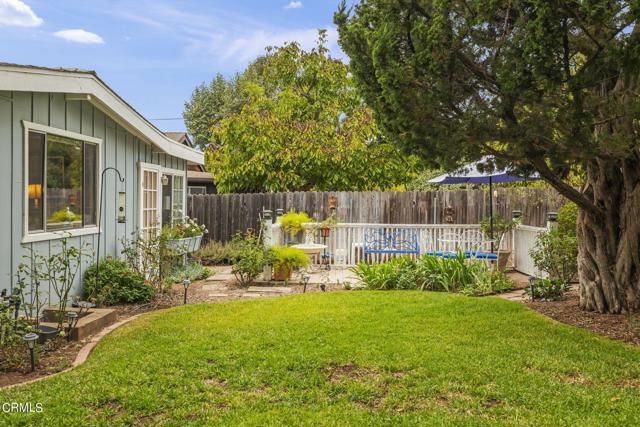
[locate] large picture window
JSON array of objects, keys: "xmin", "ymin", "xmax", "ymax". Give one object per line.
[{"xmin": 26, "ymin": 128, "xmax": 99, "ymax": 235}]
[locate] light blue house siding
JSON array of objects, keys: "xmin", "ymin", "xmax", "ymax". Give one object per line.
[{"xmin": 0, "ymin": 90, "xmax": 186, "ymax": 300}]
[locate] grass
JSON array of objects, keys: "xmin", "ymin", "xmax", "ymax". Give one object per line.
[{"xmin": 1, "ymin": 292, "xmax": 639, "ymax": 426}]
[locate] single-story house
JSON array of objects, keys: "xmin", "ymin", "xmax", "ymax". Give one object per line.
[
  {"xmin": 165, "ymin": 132, "xmax": 216, "ymax": 195},
  {"xmin": 0, "ymin": 63, "xmax": 204, "ymax": 299}
]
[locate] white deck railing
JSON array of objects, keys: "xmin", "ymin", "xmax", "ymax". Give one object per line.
[
  {"xmin": 270, "ymin": 221, "xmax": 547, "ymax": 275},
  {"xmin": 512, "ymin": 225, "xmax": 547, "ymax": 277}
]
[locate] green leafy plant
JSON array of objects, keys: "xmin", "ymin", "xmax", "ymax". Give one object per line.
[
  {"xmin": 461, "ymin": 270, "xmax": 514, "ymax": 296},
  {"xmin": 557, "ymin": 202, "xmax": 578, "ymax": 237},
  {"xmin": 120, "ymin": 231, "xmax": 177, "ymax": 294},
  {"xmin": 352, "ymin": 253, "xmax": 512, "ymax": 295},
  {"xmin": 231, "ymin": 232, "xmax": 270, "ymax": 286},
  {"xmin": 194, "ymin": 240, "xmax": 242, "ymax": 265},
  {"xmin": 165, "ymin": 214, "xmax": 207, "ymax": 239},
  {"xmin": 279, "ymin": 211, "xmax": 313, "ymax": 237},
  {"xmin": 84, "ymin": 257, "xmax": 154, "ymax": 306},
  {"xmin": 167, "ymin": 262, "xmax": 211, "ymax": 283},
  {"xmin": 351, "ymin": 257, "xmax": 418, "ymax": 290},
  {"xmin": 529, "ymin": 203, "xmax": 579, "ymax": 285},
  {"xmin": 269, "ymin": 246, "xmax": 309, "ymax": 277},
  {"xmin": 16, "ymin": 252, "xmax": 47, "ymax": 330},
  {"xmin": 524, "ymin": 278, "xmax": 570, "ymax": 301},
  {"xmin": 40, "ymin": 238, "xmax": 90, "ymax": 331},
  {"xmin": 47, "ymin": 207, "xmax": 81, "ymax": 223},
  {"xmin": 480, "ymin": 215, "xmax": 520, "ymax": 246}
]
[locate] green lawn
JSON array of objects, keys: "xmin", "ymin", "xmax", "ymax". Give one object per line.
[{"xmin": 2, "ymin": 292, "xmax": 639, "ymax": 426}]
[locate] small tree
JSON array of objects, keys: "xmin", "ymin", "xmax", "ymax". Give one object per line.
[{"xmin": 207, "ymin": 31, "xmax": 415, "ymax": 193}]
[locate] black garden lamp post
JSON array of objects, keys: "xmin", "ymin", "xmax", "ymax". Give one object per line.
[
  {"xmin": 275, "ymin": 208, "xmax": 284, "ymax": 218},
  {"xmin": 65, "ymin": 311, "xmax": 79, "ymax": 341},
  {"xmin": 528, "ymin": 276, "xmax": 537, "ymax": 301},
  {"xmin": 182, "ymin": 279, "xmax": 191, "ymax": 305},
  {"xmin": 23, "ymin": 332, "xmax": 38, "ymax": 372},
  {"xmin": 429, "ymin": 273, "xmax": 438, "ymax": 291},
  {"xmin": 512, "ymin": 210, "xmax": 522, "ymax": 220},
  {"xmin": 302, "ymin": 274, "xmax": 310, "ymax": 293}
]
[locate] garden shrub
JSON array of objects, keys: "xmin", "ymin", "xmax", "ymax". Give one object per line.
[
  {"xmin": 279, "ymin": 211, "xmax": 313, "ymax": 238},
  {"xmin": 352, "ymin": 253, "xmax": 513, "ymax": 294},
  {"xmin": 529, "ymin": 202, "xmax": 578, "ymax": 285},
  {"xmin": 269, "ymin": 246, "xmax": 309, "ymax": 272},
  {"xmin": 194, "ymin": 240, "xmax": 241, "ymax": 265},
  {"xmin": 0, "ymin": 297, "xmax": 30, "ymax": 371},
  {"xmin": 84, "ymin": 257, "xmax": 154, "ymax": 305},
  {"xmin": 168, "ymin": 262, "xmax": 211, "ymax": 283},
  {"xmin": 230, "ymin": 232, "xmax": 270, "ymax": 286},
  {"xmin": 524, "ymin": 278, "xmax": 570, "ymax": 301},
  {"xmin": 461, "ymin": 270, "xmax": 513, "ymax": 296}
]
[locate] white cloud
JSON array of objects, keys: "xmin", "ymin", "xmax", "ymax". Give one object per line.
[
  {"xmin": 112, "ymin": 1, "xmax": 344, "ymax": 70},
  {"xmin": 54, "ymin": 29, "xmax": 105, "ymax": 44},
  {"xmin": 218, "ymin": 27, "xmax": 338, "ymax": 63},
  {"xmin": 0, "ymin": 0, "xmax": 42, "ymax": 27},
  {"xmin": 284, "ymin": 1, "xmax": 302, "ymax": 9}
]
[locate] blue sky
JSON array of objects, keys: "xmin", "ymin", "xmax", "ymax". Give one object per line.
[{"xmin": 0, "ymin": 0, "xmax": 351, "ymax": 132}]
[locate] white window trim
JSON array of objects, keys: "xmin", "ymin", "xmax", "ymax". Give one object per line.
[
  {"xmin": 138, "ymin": 162, "xmax": 187, "ymax": 231},
  {"xmin": 22, "ymin": 121, "xmax": 103, "ymax": 244}
]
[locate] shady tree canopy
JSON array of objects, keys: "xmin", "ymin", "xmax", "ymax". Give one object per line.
[
  {"xmin": 335, "ymin": 1, "xmax": 640, "ymax": 313},
  {"xmin": 207, "ymin": 31, "xmax": 413, "ymax": 193}
]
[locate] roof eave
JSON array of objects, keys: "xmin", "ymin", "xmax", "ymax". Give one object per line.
[{"xmin": 0, "ymin": 64, "xmax": 204, "ymax": 165}]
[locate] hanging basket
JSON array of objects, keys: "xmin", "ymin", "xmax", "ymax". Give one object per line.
[{"xmin": 166, "ymin": 236, "xmax": 203, "ymax": 254}]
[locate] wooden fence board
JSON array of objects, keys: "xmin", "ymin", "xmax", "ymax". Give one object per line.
[{"xmin": 190, "ymin": 188, "xmax": 566, "ymax": 243}]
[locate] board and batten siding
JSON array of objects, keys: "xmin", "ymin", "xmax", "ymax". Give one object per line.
[{"xmin": 0, "ymin": 91, "xmax": 186, "ymax": 301}]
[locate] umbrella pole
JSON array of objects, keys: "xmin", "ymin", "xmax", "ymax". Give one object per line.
[{"xmin": 490, "ymin": 177, "xmax": 494, "ymax": 253}]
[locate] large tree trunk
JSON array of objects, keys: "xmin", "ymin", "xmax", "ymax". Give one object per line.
[{"xmin": 576, "ymin": 157, "xmax": 640, "ymax": 314}]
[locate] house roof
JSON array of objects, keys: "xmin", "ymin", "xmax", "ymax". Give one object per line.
[
  {"xmin": 0, "ymin": 63, "xmax": 204, "ymax": 165},
  {"xmin": 165, "ymin": 132, "xmax": 193, "ymax": 147}
]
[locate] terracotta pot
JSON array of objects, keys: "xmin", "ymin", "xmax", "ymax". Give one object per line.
[
  {"xmin": 273, "ymin": 266, "xmax": 292, "ymax": 281},
  {"xmin": 320, "ymin": 226, "xmax": 331, "ymax": 238},
  {"xmin": 497, "ymin": 250, "xmax": 511, "ymax": 271}
]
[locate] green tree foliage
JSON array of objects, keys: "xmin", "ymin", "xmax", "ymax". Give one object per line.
[
  {"xmin": 335, "ymin": 1, "xmax": 640, "ymax": 313},
  {"xmin": 207, "ymin": 31, "xmax": 414, "ymax": 193},
  {"xmin": 183, "ymin": 74, "xmax": 243, "ymax": 150}
]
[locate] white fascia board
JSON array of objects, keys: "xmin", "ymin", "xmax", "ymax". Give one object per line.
[{"xmin": 0, "ymin": 65, "xmax": 204, "ymax": 165}]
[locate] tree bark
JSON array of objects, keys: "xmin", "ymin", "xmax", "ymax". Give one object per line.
[{"xmin": 576, "ymin": 156, "xmax": 640, "ymax": 314}]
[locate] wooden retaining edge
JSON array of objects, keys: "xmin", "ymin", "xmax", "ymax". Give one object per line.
[{"xmin": 1, "ymin": 314, "xmax": 141, "ymax": 390}]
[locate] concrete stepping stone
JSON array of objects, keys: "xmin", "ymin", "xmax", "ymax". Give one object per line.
[
  {"xmin": 246, "ymin": 286, "xmax": 292, "ymax": 294},
  {"xmin": 202, "ymin": 284, "xmax": 229, "ymax": 291},
  {"xmin": 241, "ymin": 293, "xmax": 279, "ymax": 298},
  {"xmin": 208, "ymin": 293, "xmax": 229, "ymax": 298}
]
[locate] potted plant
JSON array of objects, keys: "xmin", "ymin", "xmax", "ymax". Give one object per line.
[
  {"xmin": 269, "ymin": 246, "xmax": 309, "ymax": 282},
  {"xmin": 480, "ymin": 215, "xmax": 520, "ymax": 270},
  {"xmin": 317, "ymin": 212, "xmax": 337, "ymax": 239},
  {"xmin": 165, "ymin": 214, "xmax": 208, "ymax": 254},
  {"xmin": 278, "ymin": 211, "xmax": 312, "ymax": 244}
]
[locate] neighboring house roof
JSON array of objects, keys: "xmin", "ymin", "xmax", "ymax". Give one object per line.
[
  {"xmin": 187, "ymin": 170, "xmax": 215, "ymax": 183},
  {"xmin": 165, "ymin": 131, "xmax": 206, "ymax": 173},
  {"xmin": 0, "ymin": 63, "xmax": 204, "ymax": 165},
  {"xmin": 164, "ymin": 131, "xmax": 194, "ymax": 148}
]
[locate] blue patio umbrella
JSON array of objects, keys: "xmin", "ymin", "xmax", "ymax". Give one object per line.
[{"xmin": 429, "ymin": 157, "xmax": 540, "ymax": 251}]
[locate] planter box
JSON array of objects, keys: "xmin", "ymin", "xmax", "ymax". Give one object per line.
[
  {"xmin": 42, "ymin": 306, "xmax": 117, "ymax": 341},
  {"xmin": 166, "ymin": 235, "xmax": 203, "ymax": 254}
]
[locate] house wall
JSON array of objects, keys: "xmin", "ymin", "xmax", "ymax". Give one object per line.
[{"xmin": 0, "ymin": 91, "xmax": 186, "ymax": 301}]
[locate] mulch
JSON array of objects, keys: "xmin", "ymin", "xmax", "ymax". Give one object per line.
[{"xmin": 527, "ymin": 289, "xmax": 640, "ymax": 347}]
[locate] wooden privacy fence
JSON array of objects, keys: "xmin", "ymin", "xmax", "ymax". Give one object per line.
[{"xmin": 188, "ymin": 188, "xmax": 565, "ymax": 243}]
